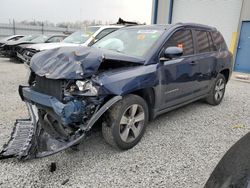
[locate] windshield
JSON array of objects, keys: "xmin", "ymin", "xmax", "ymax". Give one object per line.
[
  {"xmin": 92, "ymin": 28, "xmax": 164, "ymax": 57},
  {"xmin": 31, "ymin": 35, "xmax": 49, "ymax": 43},
  {"xmin": 63, "ymin": 27, "xmax": 100, "ymax": 44},
  {"xmin": 19, "ymin": 35, "xmax": 40, "ymax": 42}
]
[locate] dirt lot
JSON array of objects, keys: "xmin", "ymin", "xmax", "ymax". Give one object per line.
[{"xmin": 0, "ymin": 57, "xmax": 249, "ymax": 188}]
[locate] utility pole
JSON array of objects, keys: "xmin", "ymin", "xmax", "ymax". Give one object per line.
[
  {"xmin": 13, "ymin": 19, "xmax": 16, "ymax": 35},
  {"xmin": 41, "ymin": 22, "xmax": 44, "ymax": 34}
]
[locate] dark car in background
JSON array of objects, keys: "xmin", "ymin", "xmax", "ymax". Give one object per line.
[
  {"xmin": 0, "ymin": 23, "xmax": 233, "ymax": 160},
  {"xmin": 0, "ymin": 34, "xmax": 66, "ymax": 59}
]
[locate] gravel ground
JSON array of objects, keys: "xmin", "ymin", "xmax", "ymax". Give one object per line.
[{"xmin": 0, "ymin": 57, "xmax": 249, "ymax": 188}]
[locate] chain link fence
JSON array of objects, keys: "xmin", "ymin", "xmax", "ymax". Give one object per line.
[{"xmin": 0, "ymin": 22, "xmax": 77, "ymax": 39}]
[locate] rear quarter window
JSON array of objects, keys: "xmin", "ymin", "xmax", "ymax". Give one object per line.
[{"xmin": 212, "ymin": 31, "xmax": 227, "ymax": 51}]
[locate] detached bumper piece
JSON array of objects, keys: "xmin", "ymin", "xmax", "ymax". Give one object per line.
[{"xmin": 0, "ymin": 119, "xmax": 35, "ymax": 159}]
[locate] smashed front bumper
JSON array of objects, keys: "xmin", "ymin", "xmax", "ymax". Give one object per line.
[{"xmin": 0, "ymin": 86, "xmax": 122, "ymax": 160}]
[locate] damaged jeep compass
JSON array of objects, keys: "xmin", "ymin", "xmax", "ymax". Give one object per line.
[{"xmin": 0, "ymin": 23, "xmax": 232, "ymax": 160}]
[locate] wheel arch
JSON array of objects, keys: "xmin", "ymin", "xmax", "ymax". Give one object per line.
[
  {"xmin": 130, "ymin": 87, "xmax": 156, "ymax": 121},
  {"xmin": 220, "ymin": 69, "xmax": 230, "ymax": 83}
]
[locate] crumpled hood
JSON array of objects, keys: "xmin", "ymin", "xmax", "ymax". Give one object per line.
[
  {"xmin": 27, "ymin": 42, "xmax": 80, "ymax": 51},
  {"xmin": 30, "ymin": 46, "xmax": 145, "ymax": 79}
]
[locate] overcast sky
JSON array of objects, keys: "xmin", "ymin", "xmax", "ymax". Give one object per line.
[{"xmin": 0, "ymin": 0, "xmax": 153, "ymax": 24}]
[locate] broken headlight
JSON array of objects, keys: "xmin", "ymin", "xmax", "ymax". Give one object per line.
[{"xmin": 75, "ymin": 80, "xmax": 98, "ymax": 96}]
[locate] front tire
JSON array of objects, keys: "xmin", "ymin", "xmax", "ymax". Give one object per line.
[
  {"xmin": 206, "ymin": 73, "xmax": 226, "ymax": 105},
  {"xmin": 102, "ymin": 94, "xmax": 148, "ymax": 150}
]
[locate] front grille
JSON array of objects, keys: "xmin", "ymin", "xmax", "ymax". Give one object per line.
[
  {"xmin": 26, "ymin": 49, "xmax": 37, "ymax": 58},
  {"xmin": 15, "ymin": 46, "xmax": 21, "ymax": 52},
  {"xmin": 3, "ymin": 45, "xmax": 10, "ymax": 51},
  {"xmin": 17, "ymin": 47, "xmax": 25, "ymax": 54},
  {"xmin": 32, "ymin": 76, "xmax": 64, "ymax": 101},
  {"xmin": 23, "ymin": 49, "xmax": 38, "ymax": 64}
]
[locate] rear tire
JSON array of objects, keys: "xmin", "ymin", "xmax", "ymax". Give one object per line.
[
  {"xmin": 206, "ymin": 73, "xmax": 226, "ymax": 105},
  {"xmin": 102, "ymin": 94, "xmax": 148, "ymax": 150}
]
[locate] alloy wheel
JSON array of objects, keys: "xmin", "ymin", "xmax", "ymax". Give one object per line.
[
  {"xmin": 119, "ymin": 104, "xmax": 145, "ymax": 143},
  {"xmin": 214, "ymin": 78, "xmax": 225, "ymax": 101}
]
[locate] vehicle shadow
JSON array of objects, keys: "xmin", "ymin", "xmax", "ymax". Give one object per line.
[{"xmin": 0, "ymin": 57, "xmax": 22, "ymax": 64}]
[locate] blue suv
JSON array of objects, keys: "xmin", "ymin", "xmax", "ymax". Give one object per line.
[{"xmin": 0, "ymin": 23, "xmax": 232, "ymax": 160}]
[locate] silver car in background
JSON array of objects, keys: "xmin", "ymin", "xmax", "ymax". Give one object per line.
[{"xmin": 22, "ymin": 25, "xmax": 123, "ymax": 65}]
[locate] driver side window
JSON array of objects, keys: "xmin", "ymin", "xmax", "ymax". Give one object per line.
[{"xmin": 164, "ymin": 29, "xmax": 194, "ymax": 56}]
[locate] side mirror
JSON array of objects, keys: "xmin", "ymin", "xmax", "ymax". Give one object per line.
[{"xmin": 163, "ymin": 46, "xmax": 183, "ymax": 59}]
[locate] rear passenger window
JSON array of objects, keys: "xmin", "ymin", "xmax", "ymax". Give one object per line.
[
  {"xmin": 212, "ymin": 31, "xmax": 227, "ymax": 51},
  {"xmin": 196, "ymin": 30, "xmax": 210, "ymax": 53},
  {"xmin": 165, "ymin": 29, "xmax": 194, "ymax": 56}
]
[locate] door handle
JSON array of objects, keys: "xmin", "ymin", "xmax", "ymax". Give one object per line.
[{"xmin": 189, "ymin": 61, "xmax": 197, "ymax": 65}]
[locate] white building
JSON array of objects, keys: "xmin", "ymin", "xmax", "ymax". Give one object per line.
[{"xmin": 151, "ymin": 0, "xmax": 250, "ymax": 73}]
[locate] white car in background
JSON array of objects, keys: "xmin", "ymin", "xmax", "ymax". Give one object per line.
[
  {"xmin": 0, "ymin": 35, "xmax": 24, "ymax": 46},
  {"xmin": 22, "ymin": 25, "xmax": 123, "ymax": 65},
  {"xmin": 0, "ymin": 35, "xmax": 24, "ymax": 55}
]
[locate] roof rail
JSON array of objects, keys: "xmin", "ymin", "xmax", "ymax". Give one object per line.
[{"xmin": 175, "ymin": 22, "xmax": 216, "ymax": 30}]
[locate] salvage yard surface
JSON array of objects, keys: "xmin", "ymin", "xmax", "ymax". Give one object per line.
[{"xmin": 0, "ymin": 57, "xmax": 249, "ymax": 188}]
